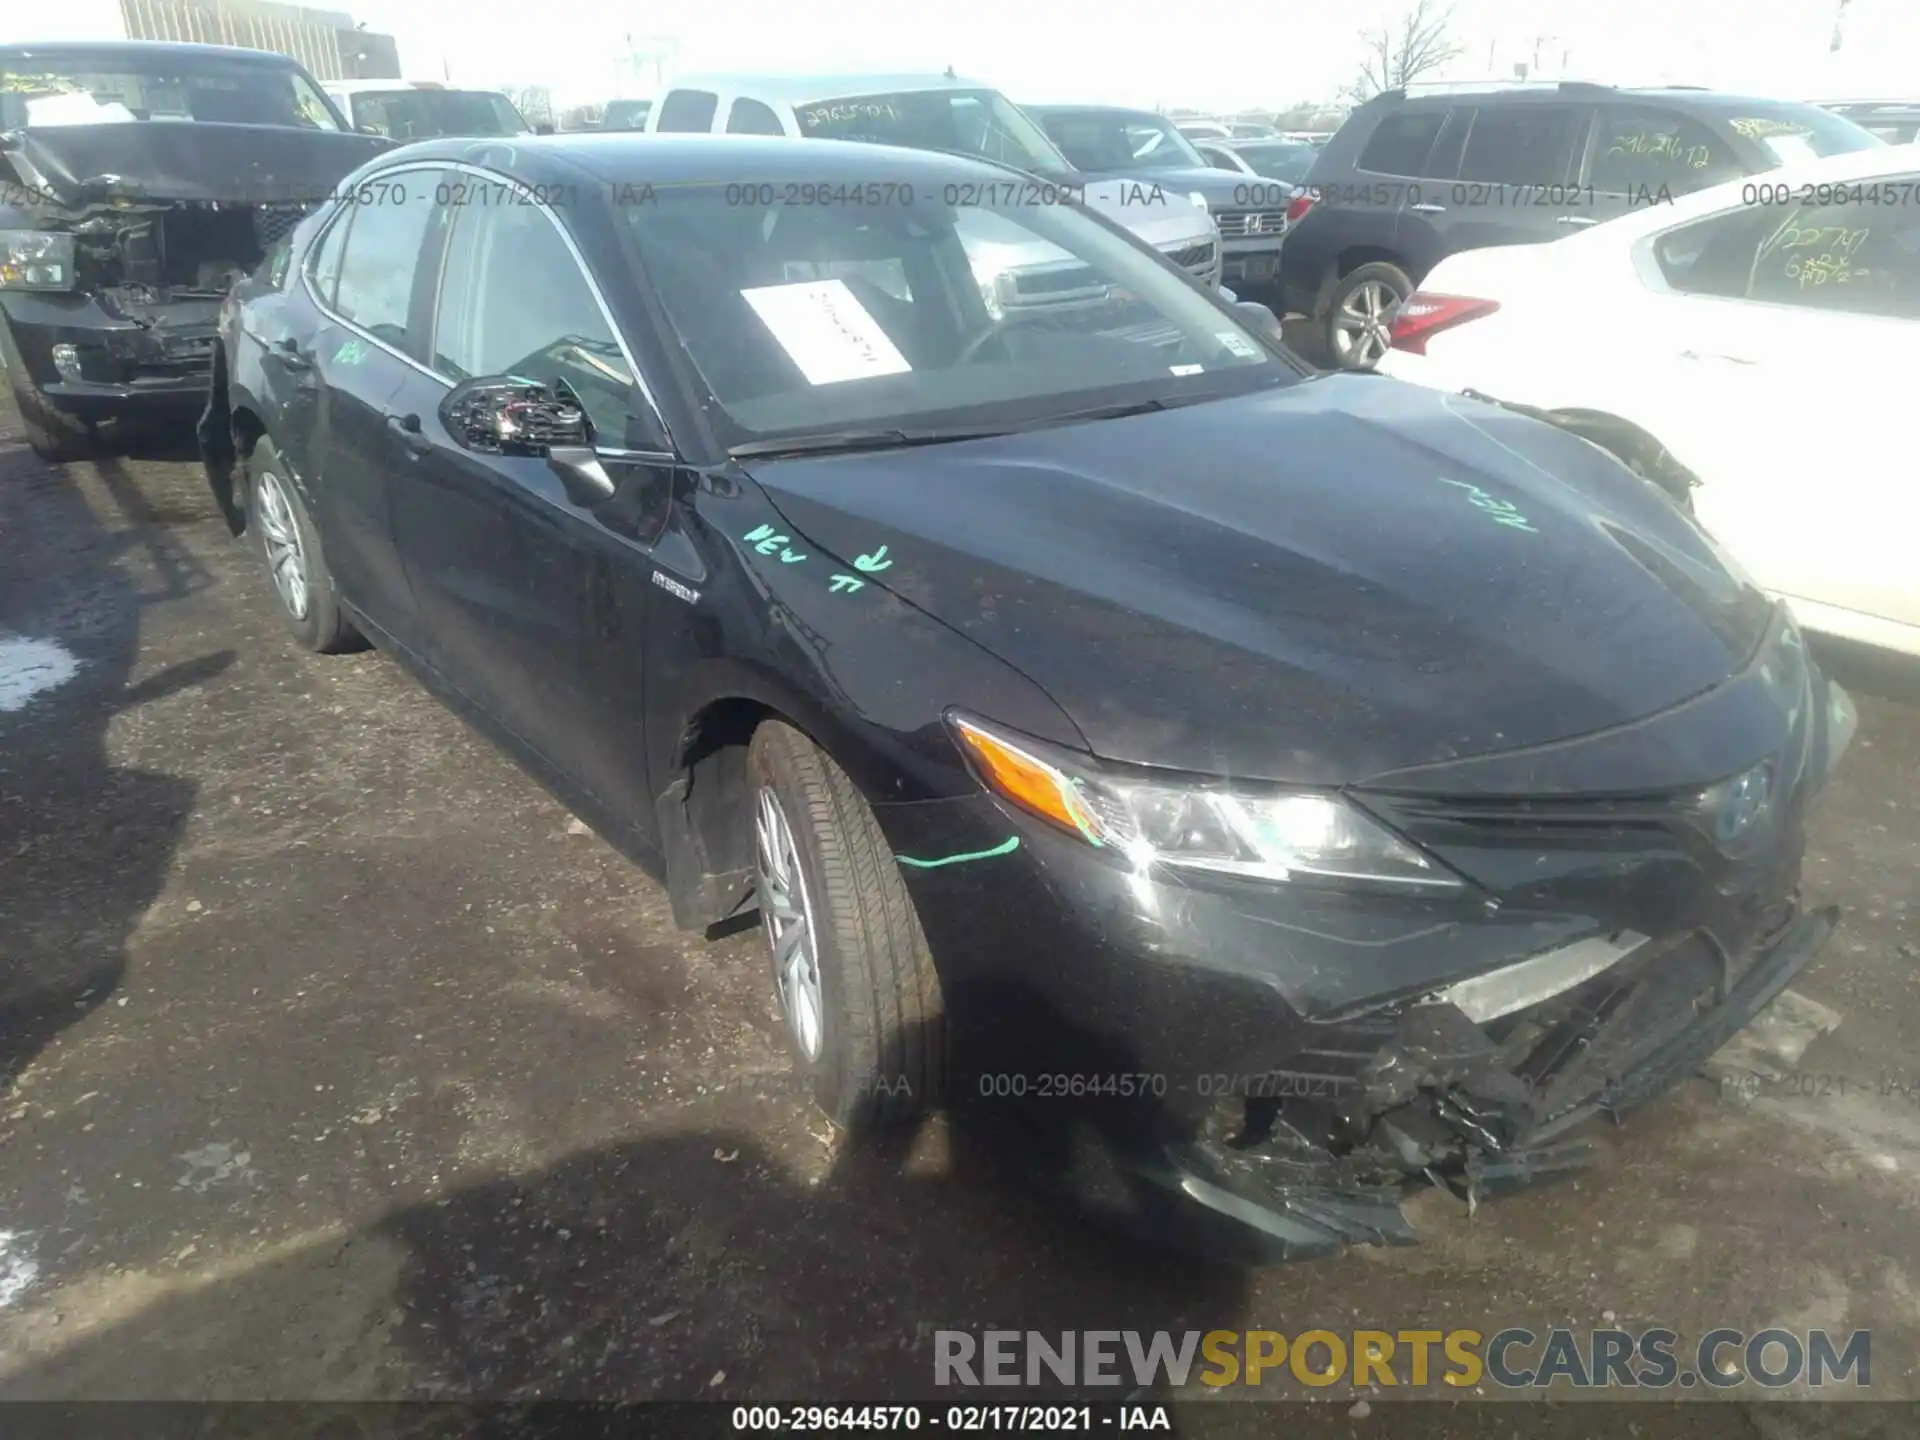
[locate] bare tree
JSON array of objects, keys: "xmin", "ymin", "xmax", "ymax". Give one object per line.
[{"xmin": 1345, "ymin": 1, "xmax": 1464, "ymax": 104}]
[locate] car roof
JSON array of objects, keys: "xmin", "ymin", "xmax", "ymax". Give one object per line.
[
  {"xmin": 1026, "ymin": 103, "xmax": 1162, "ymax": 120},
  {"xmin": 663, "ymin": 73, "xmax": 994, "ymax": 104},
  {"xmin": 326, "ymin": 80, "xmax": 492, "ymax": 95},
  {"xmin": 365, "ymin": 132, "xmax": 1029, "ymax": 189},
  {"xmin": 1387, "ymin": 85, "xmax": 1844, "ymax": 111},
  {"xmin": 0, "ymin": 40, "xmax": 305, "ymax": 66}
]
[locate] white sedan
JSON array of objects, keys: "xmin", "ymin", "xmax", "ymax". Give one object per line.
[{"xmin": 1377, "ymin": 145, "xmax": 1920, "ymax": 660}]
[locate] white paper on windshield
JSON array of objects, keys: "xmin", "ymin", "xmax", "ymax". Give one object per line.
[
  {"xmin": 1763, "ymin": 135, "xmax": 1821, "ymax": 167},
  {"xmin": 1216, "ymin": 331, "xmax": 1262, "ymax": 359},
  {"xmin": 1170, "ymin": 363, "xmax": 1205, "ymax": 376},
  {"xmin": 26, "ymin": 92, "xmax": 136, "ymax": 125},
  {"xmin": 741, "ymin": 280, "xmax": 912, "ymax": 386}
]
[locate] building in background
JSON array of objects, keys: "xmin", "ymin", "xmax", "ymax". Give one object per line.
[{"xmin": 18, "ymin": 0, "xmax": 406, "ymax": 81}]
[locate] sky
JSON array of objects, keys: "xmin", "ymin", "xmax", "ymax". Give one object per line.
[
  {"xmin": 7, "ymin": 0, "xmax": 1918, "ymax": 112},
  {"xmin": 346, "ymin": 0, "xmax": 1920, "ymax": 112}
]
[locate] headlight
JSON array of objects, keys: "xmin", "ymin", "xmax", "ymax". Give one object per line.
[
  {"xmin": 950, "ymin": 713, "xmax": 1462, "ymax": 891},
  {"xmin": 0, "ymin": 230, "xmax": 77, "ymax": 291}
]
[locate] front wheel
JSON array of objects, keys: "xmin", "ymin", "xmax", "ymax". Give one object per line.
[
  {"xmin": 1324, "ymin": 261, "xmax": 1412, "ymax": 370},
  {"xmin": 748, "ymin": 721, "xmax": 944, "ymax": 1131},
  {"xmin": 246, "ymin": 438, "xmax": 363, "ymax": 654}
]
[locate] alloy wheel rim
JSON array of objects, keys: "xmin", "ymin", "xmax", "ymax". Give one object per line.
[
  {"xmin": 1333, "ymin": 281, "xmax": 1400, "ymax": 368},
  {"xmin": 754, "ymin": 785, "xmax": 824, "ymax": 1062},
  {"xmin": 254, "ymin": 470, "xmax": 310, "ymax": 621}
]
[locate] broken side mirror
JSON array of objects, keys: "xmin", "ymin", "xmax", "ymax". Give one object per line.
[{"xmin": 439, "ymin": 376, "xmax": 619, "ymax": 509}]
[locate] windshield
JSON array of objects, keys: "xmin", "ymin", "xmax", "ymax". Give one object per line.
[
  {"xmin": 1725, "ymin": 104, "xmax": 1885, "ymax": 166},
  {"xmin": 619, "ymin": 179, "xmax": 1292, "ymax": 449},
  {"xmin": 794, "ymin": 89, "xmax": 1071, "ymax": 174},
  {"xmin": 348, "ymin": 89, "xmax": 527, "ymax": 139},
  {"xmin": 0, "ymin": 51, "xmax": 340, "ymax": 129},
  {"xmin": 1228, "ymin": 140, "xmax": 1317, "ymax": 184},
  {"xmin": 1039, "ymin": 111, "xmax": 1210, "ymax": 173}
]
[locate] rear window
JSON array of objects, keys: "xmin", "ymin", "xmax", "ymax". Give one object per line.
[
  {"xmin": 656, "ymin": 89, "xmax": 719, "ymax": 132},
  {"xmin": 1356, "ymin": 111, "xmax": 1446, "ymax": 177},
  {"xmin": 349, "ymin": 90, "xmax": 526, "ymax": 140},
  {"xmin": 1723, "ymin": 105, "xmax": 1886, "ymax": 166}
]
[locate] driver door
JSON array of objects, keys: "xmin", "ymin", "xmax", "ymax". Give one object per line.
[{"xmin": 391, "ymin": 188, "xmax": 678, "ymax": 822}]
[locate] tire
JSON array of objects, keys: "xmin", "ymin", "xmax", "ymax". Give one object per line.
[
  {"xmin": 246, "ymin": 437, "xmax": 362, "ymax": 654},
  {"xmin": 1323, "ymin": 261, "xmax": 1412, "ymax": 371},
  {"xmin": 748, "ymin": 720, "xmax": 944, "ymax": 1131}
]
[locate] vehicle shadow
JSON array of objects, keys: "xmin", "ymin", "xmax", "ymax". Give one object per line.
[{"xmin": 0, "ymin": 415, "xmax": 215, "ymax": 1090}]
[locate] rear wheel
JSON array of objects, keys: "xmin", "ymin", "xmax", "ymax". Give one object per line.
[
  {"xmin": 247, "ymin": 438, "xmax": 362, "ymax": 653},
  {"xmin": 1324, "ymin": 261, "xmax": 1412, "ymax": 370},
  {"xmin": 748, "ymin": 721, "xmax": 943, "ymax": 1131}
]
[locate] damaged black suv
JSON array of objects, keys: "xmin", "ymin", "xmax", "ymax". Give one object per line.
[{"xmin": 0, "ymin": 41, "xmax": 389, "ymax": 460}]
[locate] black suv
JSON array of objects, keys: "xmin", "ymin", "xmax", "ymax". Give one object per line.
[{"xmin": 1279, "ymin": 82, "xmax": 1884, "ymax": 368}]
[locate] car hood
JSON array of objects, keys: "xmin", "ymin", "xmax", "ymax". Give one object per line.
[
  {"xmin": 2, "ymin": 122, "xmax": 392, "ymax": 207},
  {"xmin": 1072, "ymin": 175, "xmax": 1213, "ymax": 246},
  {"xmin": 1075, "ymin": 164, "xmax": 1277, "ymax": 205},
  {"xmin": 748, "ymin": 374, "xmax": 1776, "ymax": 786}
]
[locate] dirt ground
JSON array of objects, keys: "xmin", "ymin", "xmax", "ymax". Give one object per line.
[{"xmin": 1, "ymin": 395, "xmax": 1917, "ymax": 1435}]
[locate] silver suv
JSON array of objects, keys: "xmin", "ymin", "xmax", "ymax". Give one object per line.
[{"xmin": 643, "ymin": 74, "xmax": 1224, "ymax": 313}]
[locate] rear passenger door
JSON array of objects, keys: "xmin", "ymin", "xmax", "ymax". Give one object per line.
[
  {"xmin": 1579, "ymin": 105, "xmax": 1746, "ymax": 228},
  {"xmin": 1403, "ymin": 104, "xmax": 1586, "ymax": 263},
  {"xmin": 1324, "ymin": 108, "xmax": 1450, "ymax": 276}
]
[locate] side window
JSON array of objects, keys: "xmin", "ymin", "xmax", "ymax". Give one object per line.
[
  {"xmin": 1655, "ymin": 187, "xmax": 1920, "ymax": 320},
  {"xmin": 330, "ymin": 174, "xmax": 441, "ymax": 351},
  {"xmin": 305, "ymin": 206, "xmax": 353, "ymax": 308},
  {"xmin": 1458, "ymin": 106, "xmax": 1582, "ymax": 185},
  {"xmin": 1746, "ymin": 196, "xmax": 1920, "ymax": 319},
  {"xmin": 1590, "ymin": 107, "xmax": 1743, "ymax": 196},
  {"xmin": 429, "ymin": 201, "xmax": 642, "ymax": 443},
  {"xmin": 726, "ymin": 98, "xmax": 786, "ymax": 136},
  {"xmin": 656, "ymin": 89, "xmax": 719, "ymax": 133},
  {"xmin": 1355, "ymin": 110, "xmax": 1446, "ymax": 176}
]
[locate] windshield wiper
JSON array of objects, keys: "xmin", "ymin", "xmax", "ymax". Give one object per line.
[{"xmin": 728, "ymin": 425, "xmax": 1016, "ymax": 460}]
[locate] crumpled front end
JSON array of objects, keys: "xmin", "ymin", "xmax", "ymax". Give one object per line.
[{"xmin": 890, "ymin": 606, "xmax": 1854, "ymax": 1261}]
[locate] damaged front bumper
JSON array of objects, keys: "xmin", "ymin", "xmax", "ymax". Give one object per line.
[
  {"xmin": 1, "ymin": 288, "xmax": 222, "ymax": 417},
  {"xmin": 884, "ymin": 611, "xmax": 1853, "ymax": 1260},
  {"xmin": 1158, "ymin": 904, "xmax": 1835, "ymax": 1260}
]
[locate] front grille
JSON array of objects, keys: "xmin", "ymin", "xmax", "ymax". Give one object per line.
[
  {"xmin": 1215, "ymin": 210, "xmax": 1288, "ymax": 239},
  {"xmin": 1010, "ymin": 263, "xmax": 1103, "ymax": 300},
  {"xmin": 1160, "ymin": 239, "xmax": 1218, "ymax": 272},
  {"xmin": 252, "ymin": 203, "xmax": 315, "ymax": 249}
]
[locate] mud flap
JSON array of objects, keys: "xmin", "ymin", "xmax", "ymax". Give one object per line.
[{"xmin": 197, "ymin": 375, "xmax": 244, "ymax": 537}]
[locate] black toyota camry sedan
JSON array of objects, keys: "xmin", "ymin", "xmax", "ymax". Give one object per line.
[{"xmin": 202, "ymin": 134, "xmax": 1856, "ymax": 1259}]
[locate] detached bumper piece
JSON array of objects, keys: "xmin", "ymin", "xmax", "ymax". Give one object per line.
[{"xmin": 1159, "ymin": 907, "xmax": 1836, "ymax": 1261}]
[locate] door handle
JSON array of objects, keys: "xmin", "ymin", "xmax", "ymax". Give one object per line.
[
  {"xmin": 1408, "ymin": 203, "xmax": 1447, "ymax": 213},
  {"xmin": 1555, "ymin": 215, "xmax": 1598, "ymax": 227},
  {"xmin": 385, "ymin": 412, "xmax": 431, "ymax": 454}
]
